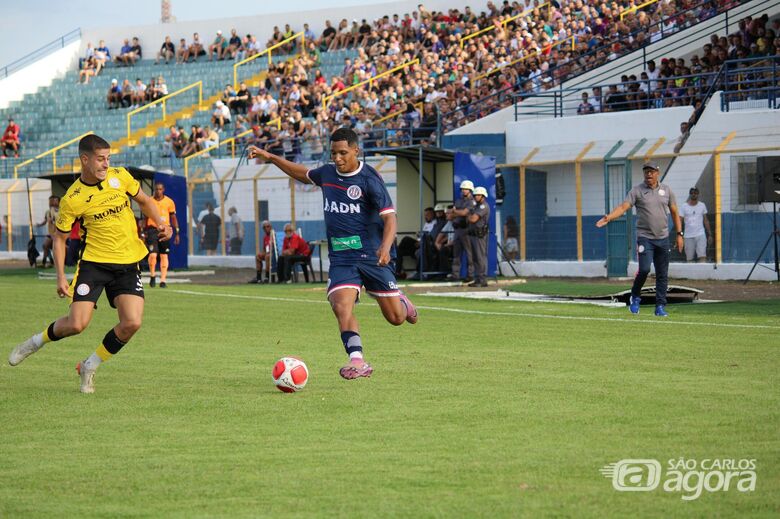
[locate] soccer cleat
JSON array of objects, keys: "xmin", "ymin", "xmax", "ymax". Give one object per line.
[
  {"xmin": 8, "ymin": 336, "xmax": 43, "ymax": 366},
  {"xmin": 398, "ymin": 292, "xmax": 418, "ymax": 324},
  {"xmin": 339, "ymin": 359, "xmax": 374, "ymax": 380},
  {"xmin": 149, "ymin": 277, "xmax": 156, "ymax": 288},
  {"xmin": 629, "ymin": 295, "xmax": 641, "ymax": 314},
  {"xmin": 654, "ymin": 305, "xmax": 669, "ymax": 317},
  {"xmin": 159, "ymin": 282, "xmax": 167, "ymax": 288},
  {"xmin": 76, "ymin": 361, "xmax": 96, "ymax": 394},
  {"xmin": 247, "ymin": 278, "xmax": 260, "ymax": 284}
]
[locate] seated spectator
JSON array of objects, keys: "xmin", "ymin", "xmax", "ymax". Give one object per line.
[
  {"xmin": 226, "ymin": 29, "xmax": 243, "ymax": 59},
  {"xmin": 94, "ymin": 40, "xmax": 110, "ymax": 75},
  {"xmin": 319, "ymin": 20, "xmax": 337, "ymax": 51},
  {"xmin": 577, "ymin": 92, "xmax": 595, "ymax": 115},
  {"xmin": 209, "ymin": 30, "xmax": 227, "ymax": 61},
  {"xmin": 130, "ymin": 78, "xmax": 146, "ymax": 108},
  {"xmin": 176, "ymin": 37, "xmax": 190, "ymax": 64},
  {"xmin": 276, "ymin": 223, "xmax": 311, "ymax": 283},
  {"xmin": 115, "ymin": 39, "xmax": 134, "ymax": 66},
  {"xmin": 120, "ymin": 79, "xmax": 134, "ymax": 108},
  {"xmin": 156, "ymin": 36, "xmax": 175, "ymax": 64},
  {"xmin": 189, "ymin": 33, "xmax": 205, "ymax": 61},
  {"xmin": 107, "ymin": 79, "xmax": 122, "ymax": 109},
  {"xmin": 503, "ymin": 215, "xmax": 519, "ymax": 261},
  {"xmin": 231, "ymin": 82, "xmax": 250, "ymax": 114},
  {"xmin": 201, "ymin": 126, "xmax": 219, "ymax": 153},
  {"xmin": 2, "ymin": 118, "xmax": 21, "ymax": 158},
  {"xmin": 245, "ymin": 34, "xmax": 261, "ymax": 59},
  {"xmin": 434, "ymin": 205, "xmax": 455, "ymax": 271},
  {"xmin": 397, "ymin": 206, "xmax": 438, "ymax": 274},
  {"xmin": 128, "ymin": 37, "xmax": 142, "ymax": 64},
  {"xmin": 212, "ymin": 101, "xmax": 232, "ymax": 130},
  {"xmin": 180, "ymin": 125, "xmax": 205, "ymax": 157},
  {"xmin": 249, "ymin": 220, "xmax": 275, "ymax": 283},
  {"xmin": 674, "ymin": 121, "xmax": 691, "ymax": 153},
  {"xmin": 78, "ymin": 56, "xmax": 98, "ymax": 85}
]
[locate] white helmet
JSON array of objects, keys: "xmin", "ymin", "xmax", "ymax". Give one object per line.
[
  {"xmin": 459, "ymin": 180, "xmax": 474, "ymax": 191},
  {"xmin": 473, "ymin": 186, "xmax": 488, "ymax": 198}
]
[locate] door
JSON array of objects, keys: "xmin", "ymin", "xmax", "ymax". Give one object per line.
[{"xmin": 604, "ymin": 161, "xmax": 632, "ymax": 277}]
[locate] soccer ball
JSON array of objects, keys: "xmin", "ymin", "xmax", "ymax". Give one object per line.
[{"xmin": 272, "ymin": 357, "xmax": 309, "ymax": 393}]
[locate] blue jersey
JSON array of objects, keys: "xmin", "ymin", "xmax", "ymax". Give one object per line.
[{"xmin": 306, "ymin": 161, "xmax": 395, "ymax": 265}]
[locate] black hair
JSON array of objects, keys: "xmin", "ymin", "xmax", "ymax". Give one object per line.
[
  {"xmin": 78, "ymin": 134, "xmax": 110, "ymax": 155},
  {"xmin": 330, "ymin": 127, "xmax": 358, "ymax": 147}
]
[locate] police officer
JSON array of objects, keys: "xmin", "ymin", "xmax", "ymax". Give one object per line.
[
  {"xmin": 449, "ymin": 180, "xmax": 476, "ymax": 282},
  {"xmin": 468, "ymin": 186, "xmax": 491, "ymax": 287},
  {"xmin": 596, "ymin": 161, "xmax": 683, "ymax": 316}
]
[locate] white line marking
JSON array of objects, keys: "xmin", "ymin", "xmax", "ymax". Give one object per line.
[{"xmin": 170, "ymin": 289, "xmax": 780, "ymax": 331}]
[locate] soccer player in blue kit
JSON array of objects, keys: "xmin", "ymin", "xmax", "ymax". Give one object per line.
[{"xmin": 247, "ymin": 128, "xmax": 417, "ymax": 379}]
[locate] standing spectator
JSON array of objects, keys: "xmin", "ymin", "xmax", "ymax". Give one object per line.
[
  {"xmin": 249, "ymin": 221, "xmax": 275, "ymax": 283},
  {"xmin": 577, "ymin": 92, "xmax": 595, "ymax": 114},
  {"xmin": 681, "ymin": 187, "xmax": 711, "ymax": 263},
  {"xmin": 198, "ymin": 203, "xmax": 221, "ymax": 255},
  {"xmin": 35, "ymin": 195, "xmax": 59, "ymax": 268},
  {"xmin": 2, "ymin": 118, "xmax": 20, "ymax": 158},
  {"xmin": 276, "ymin": 223, "xmax": 310, "ymax": 282},
  {"xmin": 503, "ymin": 215, "xmax": 519, "ymax": 261},
  {"xmin": 596, "ymin": 162, "xmax": 684, "ymax": 317},
  {"xmin": 467, "ymin": 187, "xmax": 491, "ymax": 287},
  {"xmin": 227, "ymin": 207, "xmax": 244, "ymax": 255},
  {"xmin": 448, "ymin": 180, "xmax": 476, "ymax": 282},
  {"xmin": 156, "ymin": 36, "xmax": 175, "ymax": 64}
]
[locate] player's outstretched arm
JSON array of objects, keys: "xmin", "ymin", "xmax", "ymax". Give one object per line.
[{"xmin": 247, "ymin": 145, "xmax": 311, "ymax": 184}]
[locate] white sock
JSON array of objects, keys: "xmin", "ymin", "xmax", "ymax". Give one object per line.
[
  {"xmin": 349, "ymin": 351, "xmax": 364, "ymax": 361},
  {"xmin": 32, "ymin": 333, "xmax": 45, "ymax": 348},
  {"xmin": 84, "ymin": 353, "xmax": 103, "ymax": 371}
]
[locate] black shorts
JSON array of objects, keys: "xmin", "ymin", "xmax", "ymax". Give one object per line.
[
  {"xmin": 71, "ymin": 260, "xmax": 144, "ymax": 309},
  {"xmin": 145, "ymin": 227, "xmax": 170, "ymax": 254}
]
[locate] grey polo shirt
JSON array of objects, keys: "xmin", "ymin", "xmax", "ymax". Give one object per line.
[{"xmin": 624, "ymin": 182, "xmax": 677, "ymax": 239}]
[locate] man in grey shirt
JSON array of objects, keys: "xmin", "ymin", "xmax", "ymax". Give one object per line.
[{"xmin": 596, "ymin": 162, "xmax": 683, "ymax": 316}]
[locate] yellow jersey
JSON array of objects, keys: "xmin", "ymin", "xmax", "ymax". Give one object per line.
[
  {"xmin": 56, "ymin": 167, "xmax": 148, "ymax": 264},
  {"xmin": 145, "ymin": 195, "xmax": 176, "ymax": 228}
]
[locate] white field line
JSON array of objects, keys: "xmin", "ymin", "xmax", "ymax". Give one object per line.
[{"xmin": 171, "ymin": 289, "xmax": 780, "ymax": 331}]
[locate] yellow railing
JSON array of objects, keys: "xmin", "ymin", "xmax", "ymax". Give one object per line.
[
  {"xmin": 233, "ymin": 31, "xmax": 305, "ymax": 89},
  {"xmin": 182, "ymin": 118, "xmax": 282, "ymax": 179},
  {"xmin": 373, "ymin": 102, "xmax": 424, "ymax": 125},
  {"xmin": 460, "ymin": 3, "xmax": 550, "ymax": 48},
  {"xmin": 620, "ymin": 0, "xmax": 660, "ymax": 20},
  {"xmin": 126, "ymin": 81, "xmax": 202, "ymax": 140},
  {"xmin": 14, "ymin": 131, "xmax": 94, "ymax": 178},
  {"xmin": 474, "ymin": 35, "xmax": 576, "ymax": 82},
  {"xmin": 322, "ymin": 59, "xmax": 420, "ymax": 109}
]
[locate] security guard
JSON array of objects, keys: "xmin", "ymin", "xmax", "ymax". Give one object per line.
[
  {"xmin": 449, "ymin": 180, "xmax": 476, "ymax": 282},
  {"xmin": 468, "ymin": 186, "xmax": 491, "ymax": 287}
]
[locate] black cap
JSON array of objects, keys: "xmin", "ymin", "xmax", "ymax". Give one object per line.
[
  {"xmin": 689, "ymin": 186, "xmax": 699, "ymax": 194},
  {"xmin": 642, "ymin": 161, "xmax": 660, "ymax": 171}
]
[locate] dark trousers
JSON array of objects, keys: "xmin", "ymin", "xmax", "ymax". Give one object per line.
[
  {"xmin": 469, "ymin": 234, "xmax": 488, "ymax": 283},
  {"xmin": 277, "ymin": 254, "xmax": 309, "ymax": 282},
  {"xmin": 632, "ymin": 236, "xmax": 670, "ymax": 305},
  {"xmin": 452, "ymin": 229, "xmax": 473, "ymax": 278}
]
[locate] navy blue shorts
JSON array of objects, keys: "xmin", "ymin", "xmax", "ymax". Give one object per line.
[{"xmin": 327, "ymin": 261, "xmax": 400, "ymax": 299}]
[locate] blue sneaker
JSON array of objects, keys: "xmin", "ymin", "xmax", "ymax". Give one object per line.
[
  {"xmin": 629, "ymin": 295, "xmax": 641, "ymax": 314},
  {"xmin": 654, "ymin": 305, "xmax": 669, "ymax": 317}
]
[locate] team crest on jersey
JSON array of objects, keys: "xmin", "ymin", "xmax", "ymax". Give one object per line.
[
  {"xmin": 346, "ymin": 185, "xmax": 362, "ymax": 200},
  {"xmin": 76, "ymin": 283, "xmax": 90, "ymax": 296},
  {"xmin": 109, "ymin": 177, "xmax": 121, "ymax": 188}
]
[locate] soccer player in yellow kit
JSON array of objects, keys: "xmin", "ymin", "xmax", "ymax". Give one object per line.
[
  {"xmin": 144, "ymin": 181, "xmax": 180, "ymax": 288},
  {"xmin": 8, "ymin": 134, "xmax": 172, "ymax": 393}
]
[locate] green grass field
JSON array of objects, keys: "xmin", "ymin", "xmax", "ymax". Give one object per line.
[{"xmin": 1, "ymin": 270, "xmax": 778, "ymax": 517}]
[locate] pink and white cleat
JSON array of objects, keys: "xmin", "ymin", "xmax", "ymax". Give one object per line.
[
  {"xmin": 339, "ymin": 359, "xmax": 374, "ymax": 380},
  {"xmin": 398, "ymin": 292, "xmax": 418, "ymax": 324}
]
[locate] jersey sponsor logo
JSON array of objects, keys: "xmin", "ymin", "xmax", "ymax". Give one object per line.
[
  {"xmin": 324, "ymin": 197, "xmax": 361, "ymax": 214},
  {"xmin": 68, "ymin": 187, "xmax": 81, "ymax": 198},
  {"xmin": 331, "ymin": 235, "xmax": 363, "ymax": 251},
  {"xmin": 76, "ymin": 283, "xmax": 90, "ymax": 296},
  {"xmin": 346, "ymin": 185, "xmax": 363, "ymax": 200},
  {"xmin": 108, "ymin": 177, "xmax": 121, "ymax": 189},
  {"xmin": 93, "ymin": 199, "xmax": 130, "ymax": 221}
]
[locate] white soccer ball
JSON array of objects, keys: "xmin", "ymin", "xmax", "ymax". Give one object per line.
[{"xmin": 272, "ymin": 357, "xmax": 309, "ymax": 393}]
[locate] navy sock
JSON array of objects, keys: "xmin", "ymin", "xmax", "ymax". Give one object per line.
[{"xmin": 340, "ymin": 331, "xmax": 362, "ymax": 356}]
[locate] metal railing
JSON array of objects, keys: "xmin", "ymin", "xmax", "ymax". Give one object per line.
[
  {"xmin": 721, "ymin": 56, "xmax": 780, "ymax": 111},
  {"xmin": 1, "ymin": 28, "xmax": 81, "ymax": 79},
  {"xmin": 126, "ymin": 81, "xmax": 203, "ymax": 140},
  {"xmin": 322, "ymin": 59, "xmax": 419, "ymax": 109},
  {"xmin": 233, "ymin": 31, "xmax": 304, "ymax": 89},
  {"xmin": 620, "ymin": 0, "xmax": 661, "ymax": 20},
  {"xmin": 14, "ymin": 131, "xmax": 93, "ymax": 178},
  {"xmin": 373, "ymin": 102, "xmax": 424, "ymax": 125}
]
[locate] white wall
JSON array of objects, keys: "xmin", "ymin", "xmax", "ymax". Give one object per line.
[
  {"xmin": 0, "ymin": 41, "xmax": 81, "ymax": 109},
  {"xmin": 80, "ymin": 0, "xmax": 475, "ymax": 61}
]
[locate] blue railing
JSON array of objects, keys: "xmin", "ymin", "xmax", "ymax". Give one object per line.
[
  {"xmin": 721, "ymin": 56, "xmax": 780, "ymax": 111},
  {"xmin": 0, "ymin": 28, "xmax": 81, "ymax": 80}
]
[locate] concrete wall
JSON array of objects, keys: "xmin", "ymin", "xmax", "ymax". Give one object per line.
[{"xmin": 0, "ymin": 41, "xmax": 81, "ymax": 109}]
